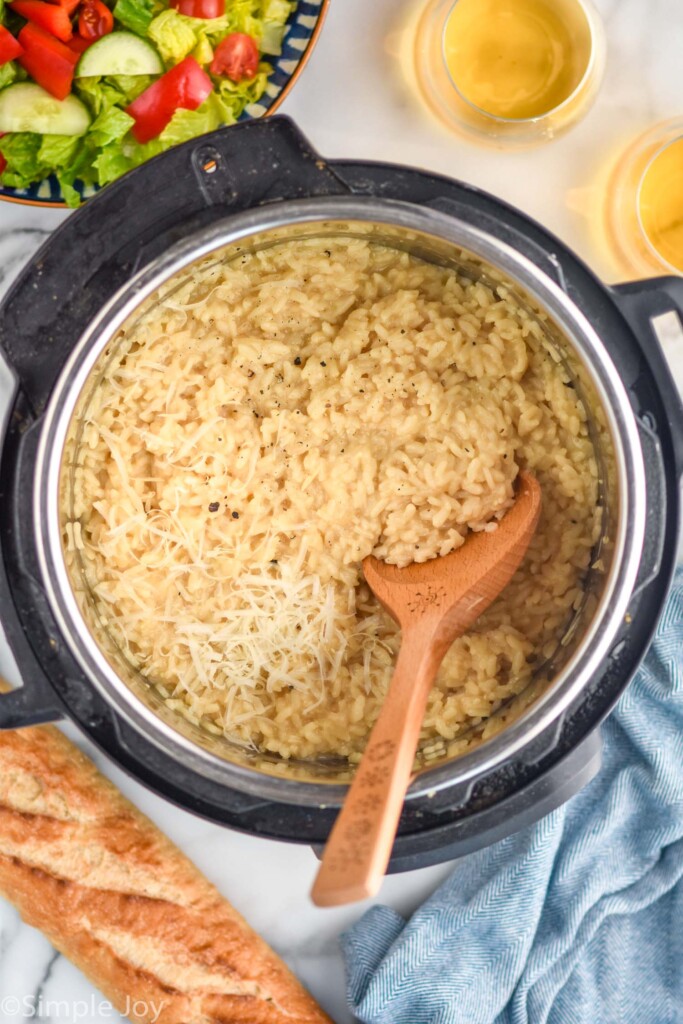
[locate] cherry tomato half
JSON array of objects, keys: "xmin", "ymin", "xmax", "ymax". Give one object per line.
[
  {"xmin": 210, "ymin": 32, "xmax": 258, "ymax": 82},
  {"xmin": 78, "ymin": 0, "xmax": 113, "ymax": 41}
]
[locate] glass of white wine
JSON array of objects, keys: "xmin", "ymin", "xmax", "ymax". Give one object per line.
[
  {"xmin": 414, "ymin": 0, "xmax": 606, "ymax": 145},
  {"xmin": 606, "ymin": 120, "xmax": 683, "ymax": 278}
]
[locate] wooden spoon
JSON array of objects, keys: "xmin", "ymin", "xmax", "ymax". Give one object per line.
[{"xmin": 311, "ymin": 471, "xmax": 541, "ymax": 907}]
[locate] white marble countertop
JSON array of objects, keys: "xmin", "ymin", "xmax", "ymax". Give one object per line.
[{"xmin": 1, "ymin": 0, "xmax": 683, "ymax": 1021}]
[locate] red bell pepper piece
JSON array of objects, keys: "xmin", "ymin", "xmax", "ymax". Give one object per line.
[
  {"xmin": 0, "ymin": 25, "xmax": 24, "ymax": 65},
  {"xmin": 170, "ymin": 0, "xmax": 224, "ymax": 17},
  {"xmin": 66, "ymin": 32, "xmax": 92, "ymax": 53},
  {"xmin": 52, "ymin": 0, "xmax": 82, "ymax": 13},
  {"xmin": 17, "ymin": 22, "xmax": 78, "ymax": 100},
  {"xmin": 11, "ymin": 0, "xmax": 74, "ymax": 42},
  {"xmin": 126, "ymin": 56, "xmax": 213, "ymax": 144}
]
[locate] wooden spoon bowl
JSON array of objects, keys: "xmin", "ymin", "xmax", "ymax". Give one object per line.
[{"xmin": 311, "ymin": 471, "xmax": 542, "ymax": 907}]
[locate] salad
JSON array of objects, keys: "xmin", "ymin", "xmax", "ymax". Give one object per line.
[{"xmin": 0, "ymin": 0, "xmax": 294, "ymax": 205}]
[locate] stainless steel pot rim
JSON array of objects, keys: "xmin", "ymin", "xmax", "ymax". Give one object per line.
[{"xmin": 33, "ymin": 196, "xmax": 646, "ymax": 808}]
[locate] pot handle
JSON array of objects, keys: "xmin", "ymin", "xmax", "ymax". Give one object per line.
[
  {"xmin": 0, "ymin": 355, "xmax": 65, "ymax": 730},
  {"xmin": 611, "ymin": 278, "xmax": 683, "ymax": 477},
  {"xmin": 0, "ymin": 680, "xmax": 65, "ymax": 729},
  {"xmin": 185, "ymin": 116, "xmax": 354, "ymax": 208}
]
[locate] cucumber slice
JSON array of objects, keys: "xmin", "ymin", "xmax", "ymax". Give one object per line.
[
  {"xmin": 76, "ymin": 31, "xmax": 163, "ymax": 77},
  {"xmin": 0, "ymin": 84, "xmax": 91, "ymax": 135}
]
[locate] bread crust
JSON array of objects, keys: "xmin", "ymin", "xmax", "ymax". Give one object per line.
[{"xmin": 0, "ymin": 724, "xmax": 332, "ymax": 1024}]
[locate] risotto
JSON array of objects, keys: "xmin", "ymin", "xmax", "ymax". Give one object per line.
[{"xmin": 66, "ymin": 237, "xmax": 600, "ymax": 762}]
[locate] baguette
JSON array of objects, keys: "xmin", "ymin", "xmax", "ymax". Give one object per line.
[{"xmin": 0, "ymin": 719, "xmax": 333, "ymax": 1024}]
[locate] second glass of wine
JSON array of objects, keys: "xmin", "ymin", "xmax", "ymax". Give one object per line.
[
  {"xmin": 605, "ymin": 120, "xmax": 683, "ymax": 278},
  {"xmin": 414, "ymin": 0, "xmax": 606, "ymax": 145}
]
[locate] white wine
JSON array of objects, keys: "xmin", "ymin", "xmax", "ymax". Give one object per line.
[
  {"xmin": 413, "ymin": 0, "xmax": 603, "ymax": 143},
  {"xmin": 638, "ymin": 139, "xmax": 683, "ymax": 273},
  {"xmin": 604, "ymin": 120, "xmax": 683, "ymax": 278},
  {"xmin": 443, "ymin": 0, "xmax": 593, "ymax": 121}
]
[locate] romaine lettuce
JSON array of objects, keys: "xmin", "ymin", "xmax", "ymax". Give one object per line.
[
  {"xmin": 261, "ymin": 0, "xmax": 293, "ymax": 52},
  {"xmin": 216, "ymin": 65, "xmax": 270, "ymax": 117},
  {"xmin": 37, "ymin": 135, "xmax": 82, "ymax": 168},
  {"xmin": 76, "ymin": 74, "xmax": 155, "ymax": 116},
  {"xmin": 147, "ymin": 9, "xmax": 197, "ymax": 63},
  {"xmin": 0, "ymin": 134, "xmax": 45, "ymax": 186},
  {"xmin": 93, "ymin": 143, "xmax": 134, "ymax": 185},
  {"xmin": 112, "ymin": 0, "xmax": 155, "ymax": 37},
  {"xmin": 192, "ymin": 32, "xmax": 214, "ymax": 66},
  {"xmin": 0, "ymin": 61, "xmax": 25, "ymax": 90},
  {"xmin": 88, "ymin": 106, "xmax": 136, "ymax": 147}
]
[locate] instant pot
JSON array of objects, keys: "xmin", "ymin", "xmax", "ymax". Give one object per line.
[{"xmin": 0, "ymin": 118, "xmax": 681, "ymax": 871}]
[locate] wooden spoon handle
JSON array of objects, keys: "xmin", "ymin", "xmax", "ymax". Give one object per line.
[{"xmin": 311, "ymin": 627, "xmax": 442, "ymax": 907}]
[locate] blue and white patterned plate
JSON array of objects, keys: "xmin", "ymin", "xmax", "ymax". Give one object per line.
[{"xmin": 0, "ymin": 0, "xmax": 329, "ymax": 207}]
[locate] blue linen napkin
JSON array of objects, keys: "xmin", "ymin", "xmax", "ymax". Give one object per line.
[{"xmin": 342, "ymin": 573, "xmax": 683, "ymax": 1024}]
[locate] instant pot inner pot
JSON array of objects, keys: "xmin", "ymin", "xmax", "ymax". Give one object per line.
[{"xmin": 55, "ymin": 217, "xmax": 618, "ymax": 788}]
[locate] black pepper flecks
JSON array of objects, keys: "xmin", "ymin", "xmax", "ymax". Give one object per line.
[
  {"xmin": 320, "ymin": 361, "xmax": 327, "ymax": 367},
  {"xmin": 294, "ymin": 356, "xmax": 302, "ymax": 366},
  {"xmin": 208, "ymin": 502, "xmax": 220, "ymax": 512},
  {"xmin": 232, "ymin": 511, "xmax": 240, "ymax": 519}
]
